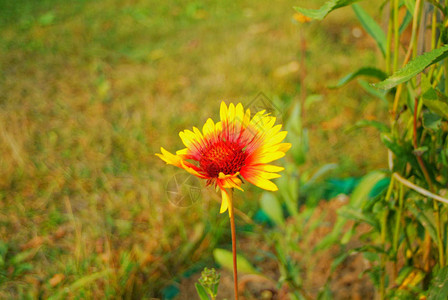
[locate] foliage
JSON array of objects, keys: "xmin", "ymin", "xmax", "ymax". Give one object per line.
[
  {"xmin": 0, "ymin": 0, "xmax": 422, "ymax": 298},
  {"xmin": 293, "ymin": 0, "xmax": 448, "ymax": 298},
  {"xmin": 195, "ymin": 267, "xmax": 220, "ymax": 300}
]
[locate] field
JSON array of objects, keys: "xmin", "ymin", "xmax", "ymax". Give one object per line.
[{"xmin": 1, "ymin": 0, "xmax": 397, "ymax": 298}]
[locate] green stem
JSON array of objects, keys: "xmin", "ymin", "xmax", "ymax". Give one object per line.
[
  {"xmin": 391, "ymin": 0, "xmax": 421, "ymax": 119},
  {"xmin": 380, "ymin": 207, "xmax": 389, "ymax": 300},
  {"xmin": 413, "ymin": 97, "xmax": 445, "ymax": 267},
  {"xmin": 379, "ymin": 177, "xmax": 396, "ymax": 299},
  {"xmin": 392, "ymin": 183, "xmax": 404, "ymax": 279},
  {"xmin": 386, "ymin": 0, "xmax": 393, "ymax": 74},
  {"xmin": 393, "ymin": 183, "xmax": 404, "ymax": 252},
  {"xmin": 429, "ymin": 6, "xmax": 437, "ymax": 80},
  {"xmin": 393, "ymin": 0, "xmax": 400, "ymax": 72}
]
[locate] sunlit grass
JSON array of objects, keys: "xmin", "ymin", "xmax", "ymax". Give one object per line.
[{"xmin": 0, "ymin": 0, "xmax": 387, "ymax": 297}]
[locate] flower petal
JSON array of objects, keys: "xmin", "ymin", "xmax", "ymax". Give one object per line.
[
  {"xmin": 248, "ymin": 151, "xmax": 286, "ymax": 164},
  {"xmin": 220, "ymin": 102, "xmax": 228, "ymax": 123},
  {"xmin": 181, "ymin": 160, "xmax": 207, "ymax": 179},
  {"xmin": 156, "ymin": 147, "xmax": 182, "ymax": 167},
  {"xmin": 202, "ymin": 118, "xmax": 216, "ymax": 138},
  {"xmin": 220, "ymin": 188, "xmax": 231, "ymax": 216},
  {"xmin": 243, "ymin": 173, "xmax": 279, "ymax": 191}
]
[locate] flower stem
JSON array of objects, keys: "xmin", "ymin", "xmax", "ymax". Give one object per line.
[{"xmin": 229, "ymin": 189, "xmax": 239, "ymax": 300}]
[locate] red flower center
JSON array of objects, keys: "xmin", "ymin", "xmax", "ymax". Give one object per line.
[{"xmin": 199, "ymin": 141, "xmax": 247, "ymax": 178}]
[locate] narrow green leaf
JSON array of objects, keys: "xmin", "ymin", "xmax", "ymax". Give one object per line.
[
  {"xmin": 260, "ymin": 192, "xmax": 284, "ymax": 226},
  {"xmin": 426, "ymin": 0, "xmax": 445, "ymax": 14},
  {"xmin": 352, "ymin": 4, "xmax": 386, "ymax": 56},
  {"xmin": 350, "ymin": 171, "xmax": 386, "ymax": 208},
  {"xmin": 317, "ymin": 283, "xmax": 333, "ymax": 300},
  {"xmin": 338, "ymin": 207, "xmax": 380, "ymax": 230},
  {"xmin": 428, "ymin": 267, "xmax": 448, "ymax": 300},
  {"xmin": 277, "ymin": 173, "xmax": 299, "ymax": 217},
  {"xmin": 403, "ymin": 0, "xmax": 415, "ymax": 14},
  {"xmin": 11, "ymin": 248, "xmax": 38, "ymax": 265},
  {"xmin": 380, "ymin": 133, "xmax": 421, "ymax": 172},
  {"xmin": 307, "ymin": 163, "xmax": 338, "ymax": 184},
  {"xmin": 341, "ymin": 225, "xmax": 356, "ymax": 244},
  {"xmin": 315, "ymin": 171, "xmax": 386, "ymax": 251},
  {"xmin": 421, "ymin": 73, "xmax": 448, "ymax": 119},
  {"xmin": 348, "ymin": 119, "xmax": 390, "ymax": 133},
  {"xmin": 408, "ymin": 203, "xmax": 437, "ymax": 243},
  {"xmin": 304, "ymin": 94, "xmax": 324, "ymax": 108},
  {"xmin": 195, "ymin": 283, "xmax": 210, "ymax": 300},
  {"xmin": 373, "ymin": 44, "xmax": 448, "ymax": 90},
  {"xmin": 423, "ymin": 99, "xmax": 448, "ymax": 120},
  {"xmin": 49, "ymin": 269, "xmax": 111, "ymax": 300},
  {"xmin": 213, "ymin": 249, "xmax": 258, "ymax": 274},
  {"xmin": 293, "ymin": 0, "xmax": 362, "ymax": 21},
  {"xmin": 395, "ymin": 266, "xmax": 414, "ymax": 285},
  {"xmin": 330, "ymin": 67, "xmax": 387, "ymax": 88},
  {"xmin": 423, "ymin": 112, "xmax": 442, "ymax": 130},
  {"xmin": 358, "ymin": 79, "xmax": 388, "ymax": 104},
  {"xmin": 353, "ymin": 245, "xmax": 388, "ymax": 255},
  {"xmin": 399, "ymin": 10, "xmax": 412, "ymax": 35},
  {"xmin": 330, "ymin": 252, "xmax": 349, "ymax": 273}
]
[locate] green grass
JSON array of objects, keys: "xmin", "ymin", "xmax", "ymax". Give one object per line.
[{"xmin": 0, "ymin": 0, "xmax": 387, "ymax": 298}]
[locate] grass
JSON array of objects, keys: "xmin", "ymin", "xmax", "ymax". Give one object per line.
[{"xmin": 0, "ymin": 0, "xmax": 387, "ymax": 298}]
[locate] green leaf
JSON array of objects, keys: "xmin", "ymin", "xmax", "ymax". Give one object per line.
[
  {"xmin": 426, "ymin": 0, "xmax": 445, "ymax": 14},
  {"xmin": 49, "ymin": 269, "xmax": 111, "ymax": 300},
  {"xmin": 293, "ymin": 0, "xmax": 363, "ymax": 21},
  {"xmin": 358, "ymin": 79, "xmax": 388, "ymax": 104},
  {"xmin": 307, "ymin": 163, "xmax": 338, "ymax": 184},
  {"xmin": 395, "ymin": 266, "xmax": 414, "ymax": 285},
  {"xmin": 11, "ymin": 248, "xmax": 38, "ymax": 265},
  {"xmin": 317, "ymin": 283, "xmax": 333, "ymax": 300},
  {"xmin": 395, "ymin": 268, "xmax": 425, "ymax": 289},
  {"xmin": 399, "ymin": 10, "xmax": 412, "ymax": 35},
  {"xmin": 38, "ymin": 12, "xmax": 55, "ymax": 26},
  {"xmin": 348, "ymin": 119, "xmax": 390, "ymax": 133},
  {"xmin": 423, "ymin": 112, "xmax": 442, "ymax": 130},
  {"xmin": 315, "ymin": 171, "xmax": 386, "ymax": 250},
  {"xmin": 330, "ymin": 252, "xmax": 349, "ymax": 273},
  {"xmin": 277, "ymin": 172, "xmax": 299, "ymax": 217},
  {"xmin": 421, "ymin": 74, "xmax": 448, "ymax": 119},
  {"xmin": 352, "ymin": 4, "xmax": 387, "ymax": 56},
  {"xmin": 341, "ymin": 225, "xmax": 356, "ymax": 244},
  {"xmin": 305, "ymin": 94, "xmax": 324, "ymax": 108},
  {"xmin": 403, "ymin": 0, "xmax": 415, "ymax": 14},
  {"xmin": 338, "ymin": 207, "xmax": 380, "ymax": 230},
  {"xmin": 350, "ymin": 171, "xmax": 386, "ymax": 208},
  {"xmin": 423, "ymin": 99, "xmax": 448, "ymax": 120},
  {"xmin": 408, "ymin": 203, "xmax": 437, "ymax": 243},
  {"xmin": 428, "ymin": 267, "xmax": 448, "ymax": 300},
  {"xmin": 286, "ymin": 101, "xmax": 308, "ymax": 165},
  {"xmin": 373, "ymin": 44, "xmax": 448, "ymax": 90},
  {"xmin": 260, "ymin": 192, "xmax": 284, "ymax": 226},
  {"xmin": 195, "ymin": 283, "xmax": 210, "ymax": 300},
  {"xmin": 330, "ymin": 67, "xmax": 387, "ymax": 88},
  {"xmin": 380, "ymin": 133, "xmax": 421, "ymax": 172},
  {"xmin": 213, "ymin": 249, "xmax": 258, "ymax": 275}
]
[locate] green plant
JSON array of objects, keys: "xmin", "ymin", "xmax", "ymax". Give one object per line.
[
  {"xmin": 294, "ymin": 0, "xmax": 448, "ymax": 298},
  {"xmin": 195, "ymin": 267, "xmax": 220, "ymax": 300}
]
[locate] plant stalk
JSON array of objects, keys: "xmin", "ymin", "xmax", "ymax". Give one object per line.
[
  {"xmin": 392, "ymin": 183, "xmax": 404, "ymax": 280},
  {"xmin": 413, "ymin": 97, "xmax": 445, "ymax": 267},
  {"xmin": 229, "ymin": 189, "xmax": 239, "ymax": 300},
  {"xmin": 393, "ymin": 0, "xmax": 399, "ymax": 72}
]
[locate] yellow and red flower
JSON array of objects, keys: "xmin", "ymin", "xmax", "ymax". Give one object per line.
[{"xmin": 156, "ymin": 102, "xmax": 290, "ymax": 215}]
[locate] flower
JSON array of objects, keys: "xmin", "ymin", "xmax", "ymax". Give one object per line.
[{"xmin": 156, "ymin": 102, "xmax": 291, "ymax": 216}]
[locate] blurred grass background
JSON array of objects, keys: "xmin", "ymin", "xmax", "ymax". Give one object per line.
[{"xmin": 1, "ymin": 0, "xmax": 387, "ymax": 298}]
